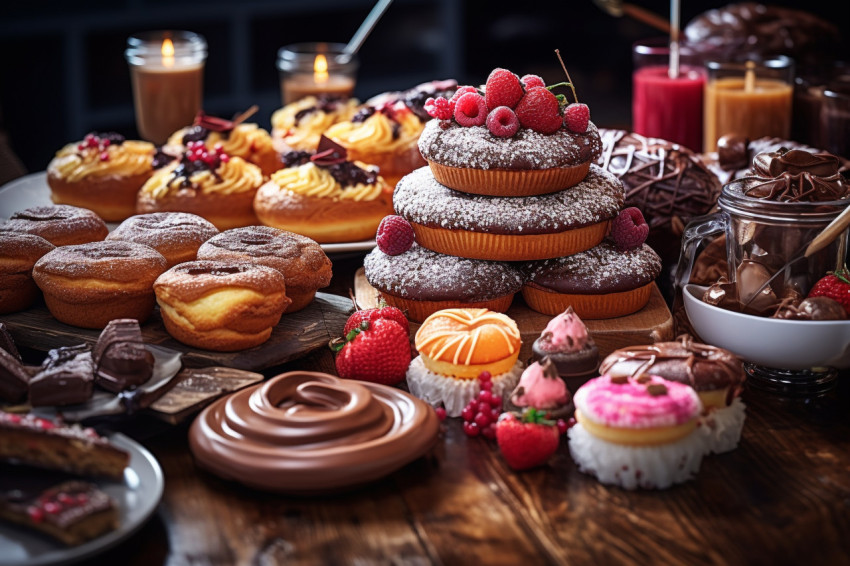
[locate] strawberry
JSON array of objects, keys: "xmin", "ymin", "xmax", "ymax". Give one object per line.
[
  {"xmin": 610, "ymin": 207, "xmax": 649, "ymax": 251},
  {"xmin": 515, "ymin": 87, "xmax": 562, "ymax": 134},
  {"xmin": 807, "ymin": 268, "xmax": 850, "ymax": 316},
  {"xmin": 333, "ymin": 318, "xmax": 411, "ymax": 386},
  {"xmin": 484, "ymin": 68, "xmax": 524, "ymax": 111},
  {"xmin": 495, "ymin": 408, "xmax": 560, "ymax": 471},
  {"xmin": 563, "ymin": 102, "xmax": 590, "ymax": 133},
  {"xmin": 343, "ymin": 305, "xmax": 409, "ymax": 336}
]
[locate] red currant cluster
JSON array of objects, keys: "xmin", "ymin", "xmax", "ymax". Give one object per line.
[
  {"xmin": 460, "ymin": 371, "xmax": 504, "ymax": 439},
  {"xmin": 77, "ymin": 133, "xmax": 120, "ymax": 162},
  {"xmin": 185, "ymin": 140, "xmax": 230, "ymax": 168},
  {"xmin": 556, "ymin": 417, "xmax": 576, "ymax": 436}
]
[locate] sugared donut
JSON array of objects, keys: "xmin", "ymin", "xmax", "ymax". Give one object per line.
[
  {"xmin": 363, "ymin": 243, "xmax": 523, "ymax": 323},
  {"xmin": 32, "ymin": 241, "xmax": 168, "ymax": 329},
  {"xmin": 0, "ymin": 232, "xmax": 55, "ymax": 314},
  {"xmin": 107, "ymin": 212, "xmax": 220, "ymax": 268},
  {"xmin": 0, "ymin": 205, "xmax": 108, "ymax": 247},
  {"xmin": 393, "ymin": 165, "xmax": 623, "ymax": 261},
  {"xmin": 520, "ymin": 240, "xmax": 662, "ymax": 319},
  {"xmin": 153, "ymin": 260, "xmax": 291, "ymax": 351},
  {"xmin": 196, "ymin": 226, "xmax": 332, "ymax": 313}
]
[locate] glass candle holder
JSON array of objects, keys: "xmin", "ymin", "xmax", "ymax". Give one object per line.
[
  {"xmin": 125, "ymin": 31, "xmax": 207, "ymax": 145},
  {"xmin": 632, "ymin": 37, "xmax": 706, "ymax": 152},
  {"xmin": 277, "ymin": 42, "xmax": 359, "ymax": 105},
  {"xmin": 703, "ymin": 57, "xmax": 794, "ymax": 152}
]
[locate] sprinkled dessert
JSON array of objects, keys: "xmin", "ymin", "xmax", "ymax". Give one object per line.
[
  {"xmin": 419, "ymin": 65, "xmax": 602, "ymax": 197},
  {"xmin": 47, "ymin": 132, "xmax": 157, "ymax": 221},
  {"xmin": 270, "ymin": 94, "xmax": 360, "ymax": 152},
  {"xmin": 253, "ymin": 135, "xmax": 394, "ymax": 243},
  {"xmin": 532, "ymin": 306, "xmax": 599, "ymax": 381},
  {"xmin": 568, "ymin": 374, "xmax": 706, "ymax": 490}
]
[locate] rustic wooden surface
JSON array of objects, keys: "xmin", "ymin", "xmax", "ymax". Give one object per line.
[
  {"xmin": 355, "ymin": 267, "xmax": 675, "ymax": 362},
  {"xmin": 11, "ymin": 254, "xmax": 850, "ymax": 565}
]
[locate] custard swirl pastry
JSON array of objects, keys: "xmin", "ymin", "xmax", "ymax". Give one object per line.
[{"xmin": 270, "ymin": 94, "xmax": 360, "ymax": 152}]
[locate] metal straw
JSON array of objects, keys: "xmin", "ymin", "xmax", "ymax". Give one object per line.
[{"xmin": 343, "ymin": 0, "xmax": 394, "ymax": 60}]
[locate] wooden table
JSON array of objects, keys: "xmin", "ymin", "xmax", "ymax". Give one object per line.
[{"xmin": 74, "ymin": 254, "xmax": 850, "ymax": 565}]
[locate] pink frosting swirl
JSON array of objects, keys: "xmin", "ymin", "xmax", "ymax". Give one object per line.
[
  {"xmin": 189, "ymin": 371, "xmax": 440, "ymax": 493},
  {"xmin": 574, "ymin": 374, "xmax": 701, "ymax": 429},
  {"xmin": 510, "ymin": 358, "xmax": 570, "ymax": 410},
  {"xmin": 536, "ymin": 306, "xmax": 591, "ymax": 353}
]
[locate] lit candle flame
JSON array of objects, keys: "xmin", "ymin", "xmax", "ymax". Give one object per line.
[
  {"xmin": 314, "ymin": 54, "xmax": 329, "ymax": 84},
  {"xmin": 161, "ymin": 37, "xmax": 175, "ymax": 68}
]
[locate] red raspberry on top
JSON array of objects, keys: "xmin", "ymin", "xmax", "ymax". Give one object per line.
[
  {"xmin": 610, "ymin": 207, "xmax": 649, "ymax": 251},
  {"xmin": 376, "ymin": 215, "xmax": 415, "ymax": 256},
  {"xmin": 484, "ymin": 68, "xmax": 524, "ymax": 111},
  {"xmin": 424, "ymin": 97, "xmax": 453, "ymax": 120},
  {"xmin": 564, "ymin": 102, "xmax": 590, "ymax": 133},
  {"xmin": 520, "ymin": 74, "xmax": 546, "ymax": 90},
  {"xmin": 449, "ymin": 86, "xmax": 479, "ymax": 111},
  {"xmin": 453, "ymin": 92, "xmax": 488, "ymax": 127},
  {"xmin": 486, "ymin": 106, "xmax": 520, "ymax": 138},
  {"xmin": 515, "ymin": 87, "xmax": 562, "ymax": 134}
]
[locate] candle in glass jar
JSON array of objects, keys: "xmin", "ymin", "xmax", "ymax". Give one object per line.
[
  {"xmin": 277, "ymin": 43, "xmax": 358, "ymax": 105},
  {"xmin": 704, "ymin": 59, "xmax": 794, "ymax": 152},
  {"xmin": 126, "ymin": 31, "xmax": 207, "ymax": 145}
]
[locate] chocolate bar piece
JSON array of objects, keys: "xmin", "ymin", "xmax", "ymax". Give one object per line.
[
  {"xmin": 29, "ymin": 345, "xmax": 94, "ymax": 407},
  {"xmin": 92, "ymin": 319, "xmax": 154, "ymax": 394}
]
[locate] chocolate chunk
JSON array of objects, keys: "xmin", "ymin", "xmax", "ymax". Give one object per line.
[
  {"xmin": 610, "ymin": 375, "xmax": 628, "ymax": 385},
  {"xmin": 0, "ymin": 347, "xmax": 29, "ymax": 403},
  {"xmin": 636, "ymin": 375, "xmax": 652, "ymax": 384},
  {"xmin": 646, "ymin": 383, "xmax": 668, "ymax": 396},
  {"xmin": 29, "ymin": 345, "xmax": 94, "ymax": 406},
  {"xmin": 92, "ymin": 319, "xmax": 154, "ymax": 393}
]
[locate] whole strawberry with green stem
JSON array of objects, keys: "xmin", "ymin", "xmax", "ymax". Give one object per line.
[
  {"xmin": 333, "ymin": 318, "xmax": 411, "ymax": 386},
  {"xmin": 807, "ymin": 268, "xmax": 850, "ymax": 316},
  {"xmin": 495, "ymin": 408, "xmax": 560, "ymax": 471}
]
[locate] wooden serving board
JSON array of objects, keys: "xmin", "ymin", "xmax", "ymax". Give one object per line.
[
  {"xmin": 0, "ymin": 292, "xmax": 353, "ymax": 372},
  {"xmin": 354, "ymin": 268, "xmax": 674, "ymax": 362}
]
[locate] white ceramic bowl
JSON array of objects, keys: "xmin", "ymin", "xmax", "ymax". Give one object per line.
[{"xmin": 682, "ymin": 284, "xmax": 850, "ymax": 370}]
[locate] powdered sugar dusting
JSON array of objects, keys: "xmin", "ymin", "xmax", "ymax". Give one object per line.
[
  {"xmin": 521, "ymin": 240, "xmax": 662, "ymax": 293},
  {"xmin": 394, "ymin": 166, "xmax": 624, "ymax": 234},
  {"xmin": 364, "ymin": 243, "xmax": 523, "ymax": 301},
  {"xmin": 33, "ymin": 241, "xmax": 167, "ymax": 281},
  {"xmin": 107, "ymin": 212, "xmax": 219, "ymax": 250},
  {"xmin": 418, "ymin": 119, "xmax": 602, "ymax": 170}
]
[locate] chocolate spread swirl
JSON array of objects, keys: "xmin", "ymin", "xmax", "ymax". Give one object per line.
[{"xmin": 740, "ymin": 148, "xmax": 848, "ymax": 202}]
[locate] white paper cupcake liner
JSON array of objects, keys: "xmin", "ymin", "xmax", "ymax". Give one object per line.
[
  {"xmin": 405, "ymin": 356, "xmax": 523, "ymax": 417},
  {"xmin": 568, "ymin": 423, "xmax": 705, "ymax": 490},
  {"xmin": 697, "ymin": 397, "xmax": 746, "ymax": 454}
]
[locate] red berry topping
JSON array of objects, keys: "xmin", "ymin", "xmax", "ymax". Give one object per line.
[
  {"xmin": 474, "ymin": 412, "xmax": 491, "ymax": 428},
  {"xmin": 484, "ymin": 68, "xmax": 524, "ymax": 111},
  {"xmin": 27, "ymin": 506, "xmax": 45, "ymax": 523},
  {"xmin": 449, "ymin": 86, "xmax": 478, "ymax": 108},
  {"xmin": 343, "ymin": 305, "xmax": 409, "ymax": 337},
  {"xmin": 481, "ymin": 424, "xmax": 497, "ymax": 439},
  {"xmin": 564, "ymin": 102, "xmax": 590, "ymax": 133},
  {"xmin": 521, "ymin": 74, "xmax": 546, "ymax": 90},
  {"xmin": 463, "ymin": 421, "xmax": 481, "ymax": 437},
  {"xmin": 435, "ymin": 406, "xmax": 447, "ymax": 421},
  {"xmin": 486, "ymin": 106, "xmax": 520, "ymax": 138},
  {"xmin": 478, "ymin": 371, "xmax": 492, "ymax": 382},
  {"xmin": 490, "ymin": 394, "xmax": 503, "ymax": 409},
  {"xmin": 424, "ymin": 96, "xmax": 453, "ymax": 120},
  {"xmin": 515, "ymin": 87, "xmax": 562, "ymax": 134},
  {"xmin": 99, "ymin": 151, "xmax": 110, "ymax": 161},
  {"xmin": 807, "ymin": 269, "xmax": 850, "ymax": 315},
  {"xmin": 480, "ymin": 380, "xmax": 493, "ymax": 392},
  {"xmin": 610, "ymin": 207, "xmax": 650, "ymax": 251},
  {"xmin": 557, "ymin": 419, "xmax": 568, "ymax": 435},
  {"xmin": 478, "ymin": 390, "xmax": 493, "ymax": 406},
  {"xmin": 453, "ymin": 92, "xmax": 487, "ymax": 127},
  {"xmin": 57, "ymin": 493, "xmax": 76, "ymax": 506},
  {"xmin": 43, "ymin": 502, "xmax": 62, "ymax": 515},
  {"xmin": 376, "ymin": 215, "xmax": 415, "ymax": 256},
  {"xmin": 461, "ymin": 405, "xmax": 475, "ymax": 422},
  {"xmin": 333, "ymin": 318, "xmax": 411, "ymax": 386}
]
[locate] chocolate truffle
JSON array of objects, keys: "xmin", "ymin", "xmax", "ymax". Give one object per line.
[
  {"xmin": 29, "ymin": 345, "xmax": 94, "ymax": 406},
  {"xmin": 92, "ymin": 319, "xmax": 154, "ymax": 393}
]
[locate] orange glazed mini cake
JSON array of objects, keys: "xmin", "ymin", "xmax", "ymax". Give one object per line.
[
  {"xmin": 136, "ymin": 142, "xmax": 264, "ymax": 230},
  {"xmin": 419, "ymin": 68, "xmax": 601, "ymax": 196},
  {"xmin": 254, "ymin": 136, "xmax": 394, "ymax": 243},
  {"xmin": 407, "ymin": 308, "xmax": 523, "ymax": 417},
  {"xmin": 47, "ymin": 132, "xmax": 157, "ymax": 221},
  {"xmin": 270, "ymin": 94, "xmax": 359, "ymax": 152},
  {"xmin": 393, "ymin": 165, "xmax": 623, "ymax": 261},
  {"xmin": 166, "ymin": 108, "xmax": 281, "ymax": 176}
]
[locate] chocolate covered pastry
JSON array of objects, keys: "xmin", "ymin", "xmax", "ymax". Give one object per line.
[
  {"xmin": 92, "ymin": 319, "xmax": 154, "ymax": 393},
  {"xmin": 28, "ymin": 345, "xmax": 94, "ymax": 407},
  {"xmin": 773, "ymin": 296, "xmax": 848, "ymax": 320}
]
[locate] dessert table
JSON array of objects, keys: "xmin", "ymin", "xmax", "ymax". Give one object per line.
[{"xmin": 62, "ymin": 253, "xmax": 850, "ymax": 566}]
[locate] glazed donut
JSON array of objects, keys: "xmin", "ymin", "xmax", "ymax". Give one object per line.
[
  {"xmin": 32, "ymin": 241, "xmax": 168, "ymax": 329},
  {"xmin": 520, "ymin": 240, "xmax": 662, "ymax": 319},
  {"xmin": 0, "ymin": 205, "xmax": 108, "ymax": 247},
  {"xmin": 418, "ymin": 119, "xmax": 602, "ymax": 196},
  {"xmin": 196, "ymin": 226, "xmax": 332, "ymax": 313},
  {"xmin": 363, "ymin": 243, "xmax": 523, "ymax": 323},
  {"xmin": 153, "ymin": 260, "xmax": 291, "ymax": 351},
  {"xmin": 0, "ymin": 232, "xmax": 55, "ymax": 314},
  {"xmin": 393, "ymin": 166, "xmax": 623, "ymax": 261},
  {"xmin": 107, "ymin": 212, "xmax": 220, "ymax": 268}
]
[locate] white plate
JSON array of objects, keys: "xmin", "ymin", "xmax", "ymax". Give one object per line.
[
  {"xmin": 0, "ymin": 433, "xmax": 164, "ymax": 566},
  {"xmin": 0, "ymin": 172, "xmax": 376, "ymax": 254},
  {"xmin": 683, "ymin": 283, "xmax": 850, "ymax": 369}
]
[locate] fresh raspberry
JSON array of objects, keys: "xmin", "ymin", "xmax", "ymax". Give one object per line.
[
  {"xmin": 344, "ymin": 305, "xmax": 409, "ymax": 336},
  {"xmin": 610, "ymin": 207, "xmax": 649, "ymax": 251},
  {"xmin": 520, "ymin": 74, "xmax": 546, "ymax": 90},
  {"xmin": 515, "ymin": 87, "xmax": 562, "ymax": 134},
  {"xmin": 424, "ymin": 96, "xmax": 453, "ymax": 120},
  {"xmin": 448, "ymin": 86, "xmax": 479, "ymax": 111},
  {"xmin": 564, "ymin": 102, "xmax": 590, "ymax": 133},
  {"xmin": 484, "ymin": 68, "xmax": 524, "ymax": 111},
  {"xmin": 453, "ymin": 92, "xmax": 487, "ymax": 127},
  {"xmin": 486, "ymin": 106, "xmax": 520, "ymax": 138},
  {"xmin": 376, "ymin": 215, "xmax": 415, "ymax": 256},
  {"xmin": 334, "ymin": 318, "xmax": 411, "ymax": 385},
  {"xmin": 807, "ymin": 269, "xmax": 850, "ymax": 315}
]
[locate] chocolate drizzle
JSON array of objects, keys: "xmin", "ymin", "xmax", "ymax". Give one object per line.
[{"xmin": 740, "ymin": 148, "xmax": 849, "ymax": 202}]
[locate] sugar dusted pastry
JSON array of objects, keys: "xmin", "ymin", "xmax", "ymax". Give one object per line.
[{"xmin": 406, "ymin": 308, "xmax": 523, "ymax": 417}]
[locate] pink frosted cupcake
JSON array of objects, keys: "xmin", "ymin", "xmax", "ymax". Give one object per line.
[
  {"xmin": 509, "ymin": 357, "xmax": 574, "ymax": 419},
  {"xmin": 532, "ymin": 306, "xmax": 599, "ymax": 383},
  {"xmin": 568, "ymin": 374, "xmax": 705, "ymax": 490}
]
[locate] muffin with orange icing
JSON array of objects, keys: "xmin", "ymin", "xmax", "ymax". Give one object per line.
[
  {"xmin": 166, "ymin": 108, "xmax": 282, "ymax": 176},
  {"xmin": 136, "ymin": 142, "xmax": 264, "ymax": 230},
  {"xmin": 254, "ymin": 136, "xmax": 394, "ymax": 243},
  {"xmin": 270, "ymin": 94, "xmax": 359, "ymax": 152},
  {"xmin": 47, "ymin": 132, "xmax": 157, "ymax": 221},
  {"xmin": 406, "ymin": 308, "xmax": 524, "ymax": 416}
]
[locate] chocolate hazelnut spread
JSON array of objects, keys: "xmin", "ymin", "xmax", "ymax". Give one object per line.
[
  {"xmin": 740, "ymin": 148, "xmax": 849, "ymax": 202},
  {"xmin": 189, "ymin": 371, "xmax": 440, "ymax": 493}
]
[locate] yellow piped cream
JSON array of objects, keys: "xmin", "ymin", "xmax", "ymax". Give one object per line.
[
  {"xmin": 325, "ymin": 104, "xmax": 423, "ymax": 154},
  {"xmin": 269, "ymin": 162, "xmax": 386, "ymax": 202},
  {"xmin": 141, "ymin": 156, "xmax": 263, "ymax": 200},
  {"xmin": 271, "ymin": 96, "xmax": 359, "ymax": 151},
  {"xmin": 51, "ymin": 140, "xmax": 154, "ymax": 182}
]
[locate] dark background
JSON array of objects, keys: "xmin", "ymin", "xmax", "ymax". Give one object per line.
[{"xmin": 0, "ymin": 0, "xmax": 846, "ymax": 179}]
